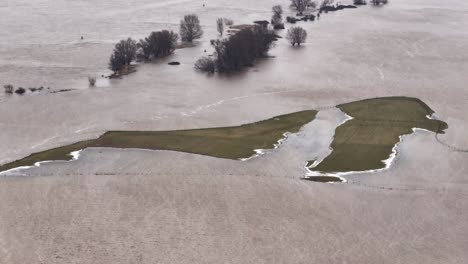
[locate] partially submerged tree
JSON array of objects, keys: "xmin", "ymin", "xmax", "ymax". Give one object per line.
[
  {"xmin": 108, "ymin": 38, "xmax": 137, "ymax": 73},
  {"xmin": 203, "ymin": 26, "xmax": 277, "ymax": 73},
  {"xmin": 271, "ymin": 5, "xmax": 285, "ymax": 29},
  {"xmin": 216, "ymin": 18, "xmax": 224, "ymax": 36},
  {"xmin": 137, "ymin": 30, "xmax": 179, "ymax": 61},
  {"xmin": 286, "ymin": 26, "xmax": 307, "ymax": 46},
  {"xmin": 290, "ymin": 0, "xmax": 312, "ymax": 15},
  {"xmin": 180, "ymin": 14, "xmax": 203, "ymax": 42}
]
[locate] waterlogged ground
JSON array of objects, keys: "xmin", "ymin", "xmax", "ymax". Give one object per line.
[{"xmin": 0, "ymin": 0, "xmax": 468, "ymax": 263}]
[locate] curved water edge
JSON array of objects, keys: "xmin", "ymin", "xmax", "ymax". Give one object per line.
[{"xmin": 304, "ymin": 127, "xmax": 434, "ymax": 183}]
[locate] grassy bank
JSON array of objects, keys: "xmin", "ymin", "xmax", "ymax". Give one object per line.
[
  {"xmin": 0, "ymin": 110, "xmax": 317, "ymax": 173},
  {"xmin": 309, "ymin": 97, "xmax": 448, "ymax": 173}
]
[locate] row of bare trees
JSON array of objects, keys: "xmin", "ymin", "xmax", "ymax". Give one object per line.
[{"xmin": 109, "ymin": 14, "xmax": 204, "ymax": 74}]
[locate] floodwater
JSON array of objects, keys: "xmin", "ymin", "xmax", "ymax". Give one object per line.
[{"xmin": 0, "ymin": 0, "xmax": 467, "ymax": 263}]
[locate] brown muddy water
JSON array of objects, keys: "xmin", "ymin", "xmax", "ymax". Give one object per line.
[{"xmin": 0, "ymin": 0, "xmax": 467, "ymax": 263}]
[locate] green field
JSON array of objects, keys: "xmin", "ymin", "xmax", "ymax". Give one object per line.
[
  {"xmin": 309, "ymin": 97, "xmax": 448, "ymax": 173},
  {"xmin": 0, "ymin": 110, "xmax": 317, "ymax": 173}
]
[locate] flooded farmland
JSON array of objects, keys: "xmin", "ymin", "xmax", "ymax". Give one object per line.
[{"xmin": 0, "ymin": 0, "xmax": 467, "ymax": 263}]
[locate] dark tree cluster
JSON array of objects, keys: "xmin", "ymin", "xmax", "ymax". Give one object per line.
[
  {"xmin": 196, "ymin": 26, "xmax": 277, "ymax": 73},
  {"xmin": 109, "ymin": 38, "xmax": 137, "ymax": 74},
  {"xmin": 137, "ymin": 30, "xmax": 179, "ymax": 61}
]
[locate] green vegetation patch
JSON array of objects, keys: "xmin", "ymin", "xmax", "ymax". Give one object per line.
[
  {"xmin": 0, "ymin": 110, "xmax": 317, "ymax": 173},
  {"xmin": 309, "ymin": 97, "xmax": 448, "ymax": 173}
]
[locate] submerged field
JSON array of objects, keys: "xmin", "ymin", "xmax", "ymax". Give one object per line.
[
  {"xmin": 309, "ymin": 97, "xmax": 448, "ymax": 173},
  {"xmin": 0, "ymin": 110, "xmax": 317, "ymax": 173}
]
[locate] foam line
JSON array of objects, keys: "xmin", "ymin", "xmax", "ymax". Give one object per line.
[{"xmin": 0, "ymin": 150, "xmax": 82, "ymax": 176}]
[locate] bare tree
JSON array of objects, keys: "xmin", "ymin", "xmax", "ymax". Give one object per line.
[
  {"xmin": 271, "ymin": 5, "xmax": 285, "ymax": 29},
  {"xmin": 108, "ymin": 38, "xmax": 137, "ymax": 73},
  {"xmin": 320, "ymin": 0, "xmax": 334, "ymax": 9},
  {"xmin": 286, "ymin": 26, "xmax": 307, "ymax": 46},
  {"xmin": 180, "ymin": 14, "xmax": 203, "ymax": 42},
  {"xmin": 216, "ymin": 18, "xmax": 224, "ymax": 36},
  {"xmin": 290, "ymin": 0, "xmax": 311, "ymax": 15}
]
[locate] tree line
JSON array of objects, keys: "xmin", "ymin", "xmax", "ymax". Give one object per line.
[{"xmin": 109, "ymin": 14, "xmax": 203, "ymax": 75}]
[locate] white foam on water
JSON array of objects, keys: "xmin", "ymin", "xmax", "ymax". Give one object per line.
[
  {"xmin": 0, "ymin": 150, "xmax": 83, "ymax": 176},
  {"xmin": 240, "ymin": 132, "xmax": 291, "ymax": 161}
]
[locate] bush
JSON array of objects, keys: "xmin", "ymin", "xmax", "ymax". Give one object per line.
[
  {"xmin": 15, "ymin": 87, "xmax": 26, "ymax": 94},
  {"xmin": 88, "ymin": 76, "xmax": 96, "ymax": 86},
  {"xmin": 195, "ymin": 57, "xmax": 216, "ymax": 73},
  {"xmin": 137, "ymin": 30, "xmax": 179, "ymax": 61},
  {"xmin": 286, "ymin": 16, "xmax": 297, "ymax": 24},
  {"xmin": 180, "ymin": 14, "xmax": 203, "ymax": 42},
  {"xmin": 4, "ymin": 84, "xmax": 14, "ymax": 94},
  {"xmin": 286, "ymin": 26, "xmax": 307, "ymax": 46},
  {"xmin": 108, "ymin": 38, "xmax": 137, "ymax": 73},
  {"xmin": 216, "ymin": 18, "xmax": 224, "ymax": 36}
]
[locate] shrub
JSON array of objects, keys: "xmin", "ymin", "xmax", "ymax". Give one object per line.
[
  {"xmin": 195, "ymin": 57, "xmax": 216, "ymax": 73},
  {"xmin": 180, "ymin": 14, "xmax": 203, "ymax": 42},
  {"xmin": 88, "ymin": 76, "xmax": 96, "ymax": 86},
  {"xmin": 354, "ymin": 0, "xmax": 367, "ymax": 5},
  {"xmin": 137, "ymin": 30, "xmax": 179, "ymax": 61},
  {"xmin": 286, "ymin": 16, "xmax": 297, "ymax": 24},
  {"xmin": 108, "ymin": 38, "xmax": 137, "ymax": 73},
  {"xmin": 4, "ymin": 84, "xmax": 14, "ymax": 94},
  {"xmin": 217, "ymin": 18, "xmax": 224, "ymax": 36},
  {"xmin": 286, "ymin": 26, "xmax": 307, "ymax": 46},
  {"xmin": 15, "ymin": 87, "xmax": 26, "ymax": 94}
]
